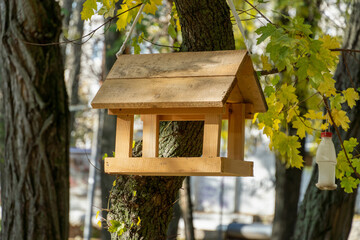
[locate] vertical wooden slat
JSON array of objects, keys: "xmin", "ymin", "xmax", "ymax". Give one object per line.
[
  {"xmin": 202, "ymin": 114, "xmax": 222, "ymax": 157},
  {"xmin": 228, "ymin": 103, "xmax": 245, "ymax": 161},
  {"xmin": 142, "ymin": 115, "xmax": 159, "ymax": 157},
  {"xmin": 115, "ymin": 115, "xmax": 134, "ymax": 157}
]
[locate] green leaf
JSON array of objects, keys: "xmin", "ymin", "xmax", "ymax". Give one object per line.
[
  {"xmin": 340, "ymin": 176, "xmax": 360, "ymax": 193},
  {"xmin": 330, "ymin": 94, "xmax": 345, "ymax": 110},
  {"xmin": 255, "ymin": 23, "xmax": 277, "ymax": 44},
  {"xmin": 168, "ymin": 24, "xmax": 177, "ymax": 39},
  {"xmin": 264, "ymin": 86, "xmax": 275, "ymax": 97}
]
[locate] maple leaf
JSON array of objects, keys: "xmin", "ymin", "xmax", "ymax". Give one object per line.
[
  {"xmin": 261, "ymin": 55, "xmax": 272, "ymax": 71},
  {"xmin": 116, "ymin": 5, "xmax": 130, "ymax": 30},
  {"xmin": 340, "ymin": 176, "xmax": 360, "ymax": 193},
  {"xmin": 286, "ymin": 106, "xmax": 299, "ymax": 123},
  {"xmin": 255, "ymin": 23, "xmax": 277, "ymax": 44},
  {"xmin": 342, "ymin": 88, "xmax": 359, "ymax": 109},
  {"xmin": 329, "ymin": 109, "xmax": 350, "ymax": 130},
  {"xmin": 292, "ymin": 118, "xmax": 313, "ymax": 139},
  {"xmin": 81, "ymin": 0, "xmax": 97, "ymax": 20},
  {"xmin": 318, "ymin": 73, "xmax": 336, "ymax": 97},
  {"xmin": 304, "ymin": 110, "xmax": 324, "ymax": 120}
]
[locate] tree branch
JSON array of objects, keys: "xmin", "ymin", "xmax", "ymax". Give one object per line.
[{"xmin": 21, "ymin": 3, "xmax": 142, "ymax": 46}]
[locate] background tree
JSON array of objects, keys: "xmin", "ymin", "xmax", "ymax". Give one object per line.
[
  {"xmin": 0, "ymin": 0, "xmax": 70, "ymax": 239},
  {"xmin": 293, "ymin": 0, "xmax": 360, "ymax": 239}
]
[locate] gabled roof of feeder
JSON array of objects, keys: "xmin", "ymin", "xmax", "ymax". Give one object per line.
[{"xmin": 91, "ymin": 50, "xmax": 267, "ymax": 113}]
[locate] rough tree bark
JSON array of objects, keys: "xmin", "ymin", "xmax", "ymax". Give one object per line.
[
  {"xmin": 106, "ymin": 1, "xmax": 235, "ymax": 239},
  {"xmin": 292, "ymin": 1, "xmax": 360, "ymax": 239},
  {"xmin": 0, "ymin": 1, "xmax": 69, "ymax": 240}
]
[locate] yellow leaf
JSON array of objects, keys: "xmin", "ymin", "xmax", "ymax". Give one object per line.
[
  {"xmin": 97, "ymin": 221, "xmax": 102, "ymax": 227},
  {"xmin": 135, "ymin": 0, "xmax": 162, "ymax": 15},
  {"xmin": 258, "ymin": 122, "xmax": 265, "ymax": 130},
  {"xmin": 103, "ymin": 0, "xmax": 111, "ymax": 9},
  {"xmin": 320, "ymin": 123, "xmax": 329, "ymax": 131},
  {"xmin": 329, "ymin": 109, "xmax": 350, "ymax": 130},
  {"xmin": 292, "ymin": 118, "xmax": 313, "ymax": 139},
  {"xmin": 137, "ymin": 216, "xmax": 141, "ymax": 226},
  {"xmin": 261, "ymin": 55, "xmax": 272, "ymax": 71},
  {"xmin": 304, "ymin": 110, "xmax": 324, "ymax": 120},
  {"xmin": 116, "ymin": 4, "xmax": 130, "ymax": 30},
  {"xmin": 96, "ymin": 211, "xmax": 100, "ymax": 219},
  {"xmin": 319, "ymin": 35, "xmax": 340, "ymax": 57},
  {"xmin": 318, "ymin": 73, "xmax": 336, "ymax": 97},
  {"xmin": 342, "ymin": 88, "xmax": 359, "ymax": 109},
  {"xmin": 286, "ymin": 106, "xmax": 299, "ymax": 123},
  {"xmin": 132, "ymin": 140, "xmax": 135, "ymax": 148},
  {"xmin": 81, "ymin": 0, "xmax": 97, "ymax": 20},
  {"xmin": 263, "ymin": 126, "xmax": 273, "ymax": 138},
  {"xmin": 252, "ymin": 113, "xmax": 259, "ymax": 124},
  {"xmin": 273, "ymin": 119, "xmax": 281, "ymax": 131},
  {"xmin": 113, "ymin": 180, "xmax": 116, "ymax": 186}
]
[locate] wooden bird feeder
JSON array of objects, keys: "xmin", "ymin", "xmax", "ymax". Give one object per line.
[{"xmin": 91, "ymin": 50, "xmax": 267, "ymax": 176}]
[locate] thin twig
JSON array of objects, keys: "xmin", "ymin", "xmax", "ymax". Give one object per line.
[
  {"xmin": 140, "ymin": 36, "xmax": 180, "ymax": 49},
  {"xmin": 22, "ymin": 3, "xmax": 142, "ymax": 46},
  {"xmin": 84, "ymin": 150, "xmax": 102, "ymax": 172},
  {"xmin": 258, "ymin": 68, "xmax": 280, "ymax": 76},
  {"xmin": 330, "ymin": 48, "xmax": 360, "ymax": 53},
  {"xmin": 244, "ymin": 0, "xmax": 273, "ymax": 24},
  {"xmin": 322, "ymin": 95, "xmax": 360, "ymax": 179},
  {"xmin": 294, "ymin": 109, "xmax": 321, "ymax": 132}
]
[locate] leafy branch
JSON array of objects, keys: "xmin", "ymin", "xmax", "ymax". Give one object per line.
[{"xmin": 322, "ymin": 95, "xmax": 360, "ymax": 179}]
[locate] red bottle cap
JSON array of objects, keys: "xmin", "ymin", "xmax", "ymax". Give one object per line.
[{"xmin": 321, "ymin": 132, "xmax": 332, "ymax": 138}]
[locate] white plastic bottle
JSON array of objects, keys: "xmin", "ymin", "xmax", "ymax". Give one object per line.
[{"xmin": 315, "ymin": 132, "xmax": 337, "ymax": 190}]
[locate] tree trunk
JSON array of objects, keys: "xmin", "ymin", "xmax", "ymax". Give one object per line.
[
  {"xmin": 68, "ymin": 0, "xmax": 85, "ymax": 137},
  {"xmin": 107, "ymin": 1, "xmax": 235, "ymax": 239},
  {"xmin": 271, "ymin": 153, "xmax": 303, "ymax": 240},
  {"xmin": 0, "ymin": 1, "xmax": 69, "ymax": 240},
  {"xmin": 180, "ymin": 177, "xmax": 195, "ymax": 240},
  {"xmin": 292, "ymin": 1, "xmax": 360, "ymax": 239}
]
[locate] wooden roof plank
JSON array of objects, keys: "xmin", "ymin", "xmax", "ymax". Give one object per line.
[
  {"xmin": 107, "ymin": 50, "xmax": 247, "ymax": 79},
  {"xmin": 91, "ymin": 76, "xmax": 236, "ymax": 109}
]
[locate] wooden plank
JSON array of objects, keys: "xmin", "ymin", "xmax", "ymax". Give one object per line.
[
  {"xmin": 228, "ymin": 104, "xmax": 245, "ymax": 161},
  {"xmin": 202, "ymin": 114, "xmax": 222, "ymax": 157},
  {"xmin": 223, "ymin": 159, "xmax": 253, "ymax": 176},
  {"xmin": 142, "ymin": 115, "xmax": 159, "ymax": 157},
  {"xmin": 236, "ymin": 54, "xmax": 267, "ymax": 113},
  {"xmin": 107, "ymin": 50, "xmax": 247, "ymax": 79},
  {"xmin": 91, "ymin": 76, "xmax": 236, "ymax": 109},
  {"xmin": 227, "ymin": 84, "xmax": 243, "ymax": 103},
  {"xmin": 104, "ymin": 157, "xmax": 253, "ymax": 176},
  {"xmin": 244, "ymin": 103, "xmax": 254, "ymax": 119},
  {"xmin": 115, "ymin": 115, "xmax": 134, "ymax": 158},
  {"xmin": 108, "ymin": 107, "xmax": 225, "ymax": 116}
]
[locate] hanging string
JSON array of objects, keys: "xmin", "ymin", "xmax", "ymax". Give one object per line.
[
  {"xmin": 227, "ymin": 0, "xmax": 251, "ymax": 53},
  {"xmin": 116, "ymin": 3, "xmax": 146, "ymax": 58}
]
